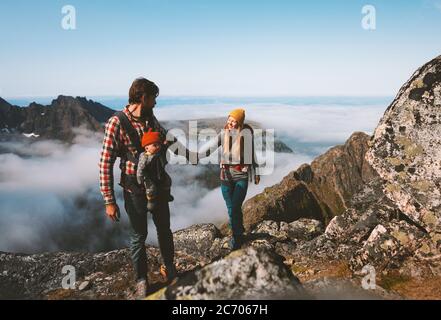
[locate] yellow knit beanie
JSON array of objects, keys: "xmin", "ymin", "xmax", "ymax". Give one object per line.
[{"xmin": 228, "ymin": 108, "xmax": 245, "ymax": 126}]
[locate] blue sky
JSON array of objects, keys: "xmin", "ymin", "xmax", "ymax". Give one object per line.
[{"xmin": 1, "ymin": 0, "xmax": 440, "ymax": 97}]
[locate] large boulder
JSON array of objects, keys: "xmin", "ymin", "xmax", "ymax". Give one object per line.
[
  {"xmin": 366, "ymin": 55, "xmax": 441, "ymax": 237},
  {"xmin": 307, "ymin": 131, "xmax": 379, "ymax": 219},
  {"xmin": 242, "ymin": 181, "xmax": 324, "ymax": 232},
  {"xmin": 173, "ymin": 223, "xmax": 220, "ymax": 259},
  {"xmin": 148, "ymin": 247, "xmax": 306, "ymax": 300}
]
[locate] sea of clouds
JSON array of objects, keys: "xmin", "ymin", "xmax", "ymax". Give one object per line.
[{"xmin": 0, "ymin": 98, "xmax": 390, "ymax": 253}]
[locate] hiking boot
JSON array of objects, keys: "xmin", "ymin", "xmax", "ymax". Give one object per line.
[
  {"xmin": 134, "ymin": 279, "xmax": 149, "ymax": 299},
  {"xmin": 160, "ymin": 264, "xmax": 178, "ymax": 283},
  {"xmin": 229, "ymin": 239, "xmax": 240, "ymax": 250},
  {"xmin": 230, "ymin": 235, "xmax": 244, "ymax": 251}
]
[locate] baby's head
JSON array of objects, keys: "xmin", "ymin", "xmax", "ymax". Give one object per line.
[
  {"xmin": 145, "ymin": 142, "xmax": 161, "ymax": 154},
  {"xmin": 141, "ymin": 130, "xmax": 162, "ymax": 155}
]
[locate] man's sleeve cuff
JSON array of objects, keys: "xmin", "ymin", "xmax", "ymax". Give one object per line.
[{"xmin": 104, "ymin": 197, "xmax": 116, "ymax": 205}]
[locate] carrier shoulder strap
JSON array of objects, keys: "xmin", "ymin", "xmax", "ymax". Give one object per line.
[{"xmin": 115, "ymin": 111, "xmax": 143, "ymax": 163}]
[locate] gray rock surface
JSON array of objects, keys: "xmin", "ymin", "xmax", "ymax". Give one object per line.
[
  {"xmin": 173, "ymin": 223, "xmax": 220, "ymax": 259},
  {"xmin": 287, "ymin": 218, "xmax": 324, "ymax": 240},
  {"xmin": 366, "ymin": 55, "xmax": 441, "ymax": 238},
  {"xmin": 149, "ymin": 247, "xmax": 307, "ymax": 300},
  {"xmin": 252, "ymin": 219, "xmax": 323, "ymax": 242}
]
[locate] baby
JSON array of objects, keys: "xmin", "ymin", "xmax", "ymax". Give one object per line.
[{"xmin": 136, "ymin": 129, "xmax": 173, "ymax": 213}]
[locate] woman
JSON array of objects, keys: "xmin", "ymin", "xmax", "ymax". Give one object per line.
[{"xmin": 201, "ymin": 109, "xmax": 260, "ymax": 250}]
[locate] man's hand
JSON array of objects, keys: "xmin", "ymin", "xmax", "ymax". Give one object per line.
[
  {"xmin": 255, "ymin": 175, "xmax": 261, "ymax": 185},
  {"xmin": 106, "ymin": 203, "xmax": 120, "ymax": 222}
]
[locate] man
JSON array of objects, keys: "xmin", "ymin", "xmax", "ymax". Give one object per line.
[{"xmin": 99, "ymin": 78, "xmax": 195, "ymax": 298}]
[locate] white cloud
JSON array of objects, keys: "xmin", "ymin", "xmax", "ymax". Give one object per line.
[{"xmin": 156, "ymin": 102, "xmax": 386, "ymax": 144}]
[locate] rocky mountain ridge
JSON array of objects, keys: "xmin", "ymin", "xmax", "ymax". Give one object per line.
[{"xmin": 0, "ymin": 95, "xmax": 115, "ymax": 141}]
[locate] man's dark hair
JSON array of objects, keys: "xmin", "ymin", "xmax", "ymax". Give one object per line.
[{"xmin": 129, "ymin": 77, "xmax": 159, "ymax": 104}]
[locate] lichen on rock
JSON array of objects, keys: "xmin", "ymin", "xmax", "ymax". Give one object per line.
[{"xmin": 366, "ymin": 55, "xmax": 441, "ymax": 235}]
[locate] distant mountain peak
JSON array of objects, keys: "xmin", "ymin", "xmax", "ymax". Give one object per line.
[
  {"xmin": 0, "ymin": 96, "xmax": 12, "ymax": 107},
  {"xmin": 52, "ymin": 95, "xmax": 85, "ymax": 106},
  {"xmin": 0, "ymin": 96, "xmax": 115, "ymax": 141},
  {"xmin": 28, "ymin": 102, "xmax": 44, "ymax": 108}
]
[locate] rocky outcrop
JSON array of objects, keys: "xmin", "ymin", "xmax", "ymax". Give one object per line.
[
  {"xmin": 1, "ymin": 214, "xmax": 408, "ymax": 300},
  {"xmin": 0, "ymin": 249, "xmax": 133, "ymax": 299},
  {"xmin": 320, "ymin": 177, "xmax": 434, "ymax": 273},
  {"xmin": 0, "ymin": 224, "xmax": 225, "ymax": 300},
  {"xmin": 308, "ymin": 132, "xmax": 379, "ymax": 219},
  {"xmin": 241, "ymin": 176, "xmax": 325, "ymax": 231},
  {"xmin": 240, "ymin": 131, "xmax": 379, "ymax": 232},
  {"xmin": 0, "ymin": 221, "xmax": 319, "ymax": 300},
  {"xmin": 366, "ymin": 55, "xmax": 441, "ymax": 239},
  {"xmin": 148, "ymin": 247, "xmax": 306, "ymax": 300}
]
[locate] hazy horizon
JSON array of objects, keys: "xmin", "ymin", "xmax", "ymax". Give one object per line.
[{"xmin": 4, "ymin": 95, "xmax": 394, "ymax": 110}]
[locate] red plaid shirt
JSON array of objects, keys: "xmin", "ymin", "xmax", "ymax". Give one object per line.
[{"xmin": 99, "ymin": 107, "xmax": 167, "ymax": 205}]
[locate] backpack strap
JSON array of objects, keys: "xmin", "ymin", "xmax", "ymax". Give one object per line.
[
  {"xmin": 114, "ymin": 111, "xmax": 143, "ymax": 164},
  {"xmin": 243, "ymin": 123, "xmax": 257, "ymax": 182}
]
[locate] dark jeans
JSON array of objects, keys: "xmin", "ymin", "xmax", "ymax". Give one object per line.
[
  {"xmin": 221, "ymin": 179, "xmax": 249, "ymax": 245},
  {"xmin": 123, "ymin": 190, "xmax": 175, "ymax": 281}
]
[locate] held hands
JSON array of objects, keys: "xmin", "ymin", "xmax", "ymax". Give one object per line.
[{"xmin": 105, "ymin": 203, "xmax": 121, "ymax": 222}]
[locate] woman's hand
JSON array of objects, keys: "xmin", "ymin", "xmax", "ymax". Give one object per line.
[{"xmin": 255, "ymin": 175, "xmax": 260, "ymax": 185}]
